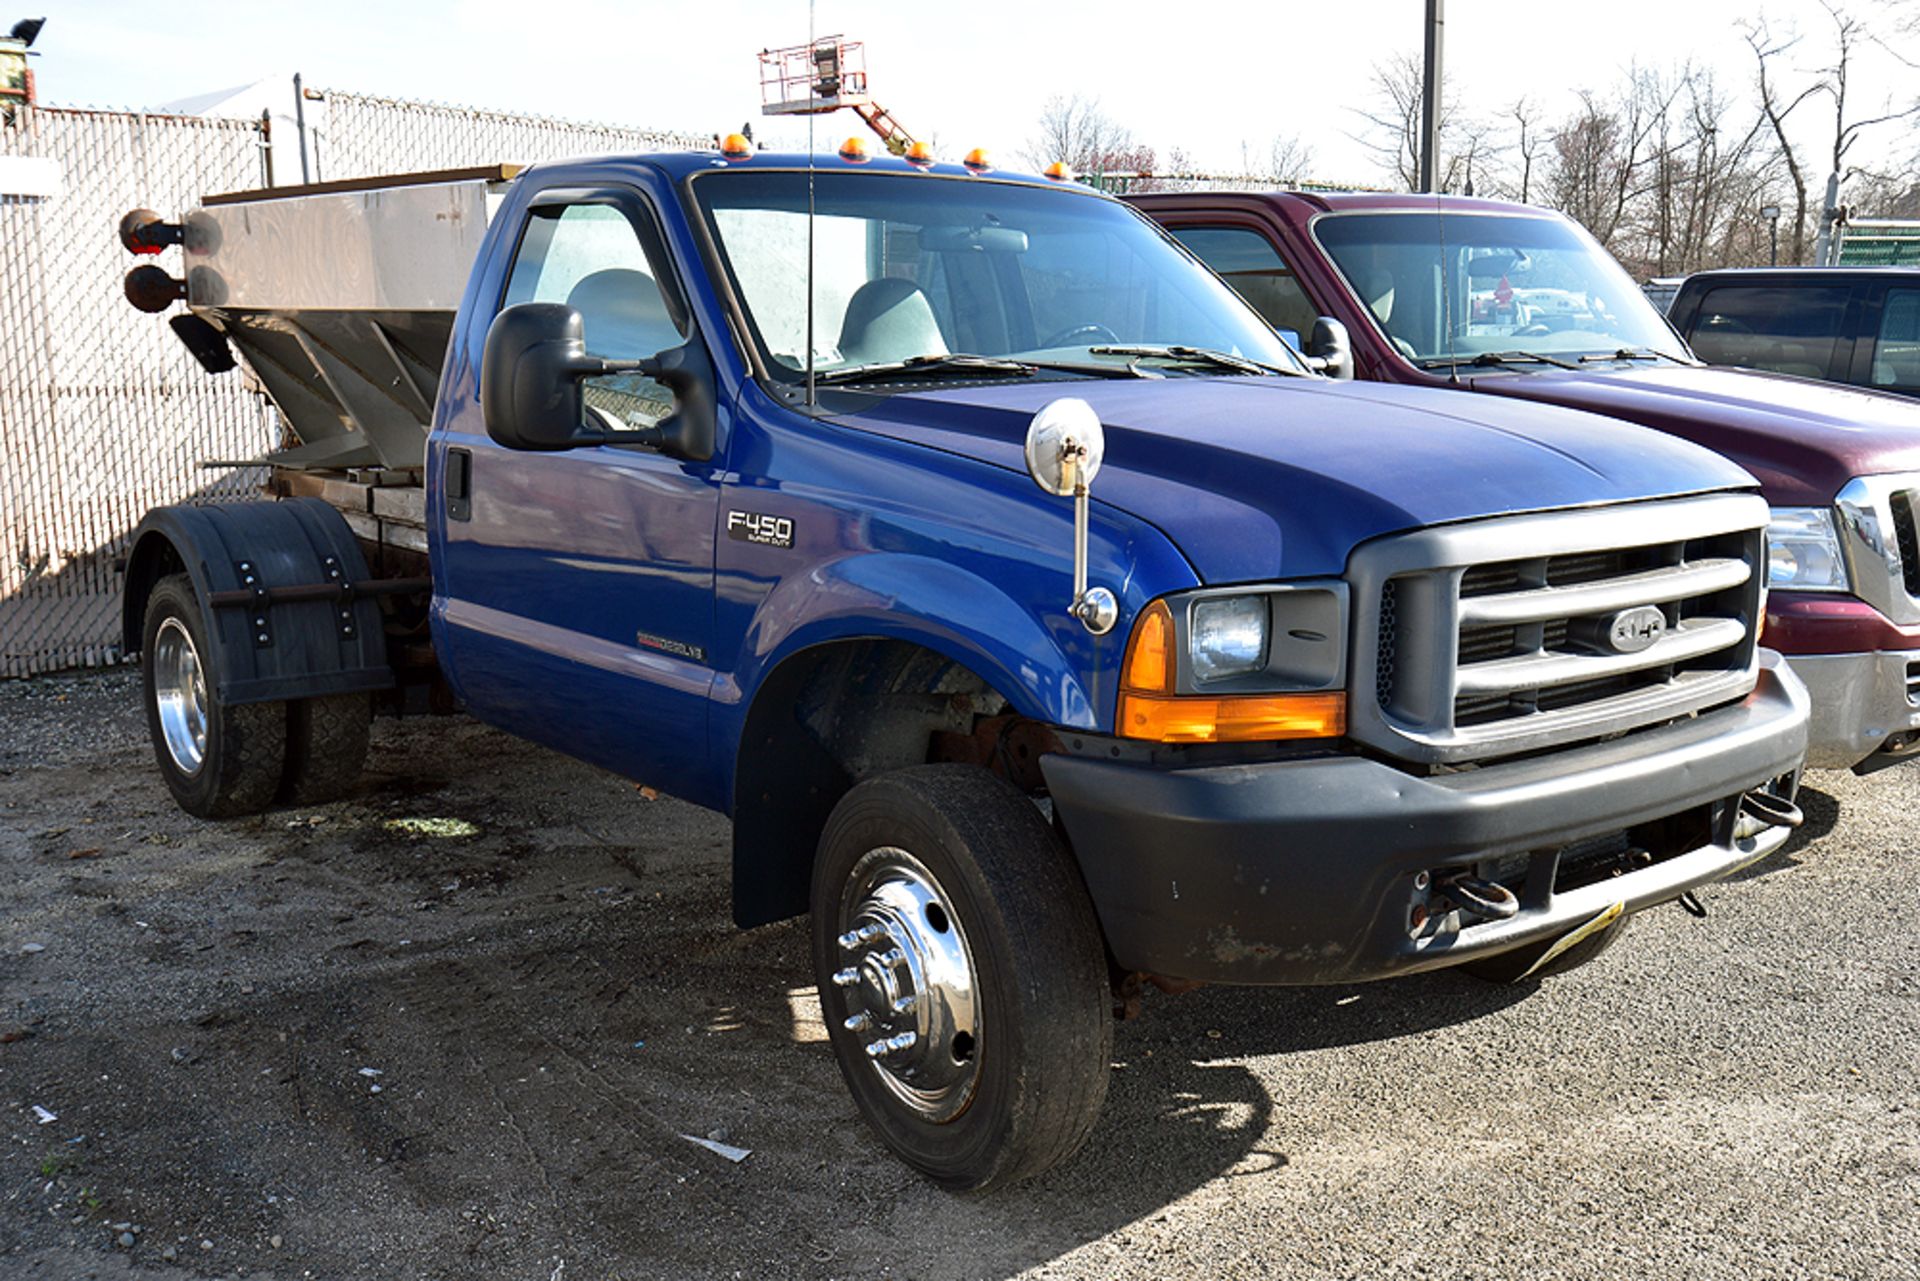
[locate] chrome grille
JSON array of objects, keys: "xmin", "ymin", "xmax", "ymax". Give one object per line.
[
  {"xmin": 1890, "ymin": 490, "xmax": 1920, "ymax": 600},
  {"xmin": 1352, "ymin": 494, "xmax": 1767, "ymax": 765}
]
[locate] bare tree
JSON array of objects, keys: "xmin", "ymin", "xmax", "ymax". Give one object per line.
[
  {"xmin": 1352, "ymin": 51, "xmax": 1486, "ymax": 191},
  {"xmin": 1267, "ymin": 133, "xmax": 1317, "ymax": 184},
  {"xmin": 1746, "ymin": 3, "xmax": 1920, "ymax": 262},
  {"xmin": 1745, "ymin": 16, "xmax": 1821, "ymax": 262},
  {"xmin": 1021, "ymin": 95, "xmax": 1146, "ymax": 176},
  {"xmin": 1508, "ymin": 98, "xmax": 1543, "ymax": 204}
]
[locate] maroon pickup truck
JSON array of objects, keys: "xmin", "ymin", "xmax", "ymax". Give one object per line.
[{"xmin": 1131, "ymin": 191, "xmax": 1920, "ymax": 772}]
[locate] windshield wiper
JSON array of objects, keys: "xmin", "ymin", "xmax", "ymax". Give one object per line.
[
  {"xmin": 1087, "ymin": 344, "xmax": 1299, "ymax": 376},
  {"xmin": 814, "ymin": 354, "xmax": 1038, "ymax": 386},
  {"xmin": 1579, "ymin": 347, "xmax": 1695, "ymax": 366},
  {"xmin": 1418, "ymin": 350, "xmax": 1581, "ymax": 371}
]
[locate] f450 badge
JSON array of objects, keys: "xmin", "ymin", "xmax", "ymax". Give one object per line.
[{"xmin": 727, "ymin": 510, "xmax": 795, "ymax": 548}]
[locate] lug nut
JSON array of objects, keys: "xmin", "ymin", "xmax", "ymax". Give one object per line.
[
  {"xmin": 863, "ymin": 1031, "xmax": 918, "ymax": 1059},
  {"xmin": 843, "ymin": 1012, "xmax": 873, "ymax": 1033},
  {"xmin": 878, "ymin": 948, "xmax": 907, "ymax": 967},
  {"xmin": 836, "ymin": 930, "xmax": 862, "ymax": 950},
  {"xmin": 830, "ymin": 967, "xmax": 860, "ymax": 988},
  {"xmin": 890, "ymin": 995, "xmax": 916, "ymax": 1014}
]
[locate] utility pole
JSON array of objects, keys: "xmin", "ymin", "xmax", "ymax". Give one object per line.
[
  {"xmin": 1419, "ymin": 0, "xmax": 1444, "ymax": 193},
  {"xmin": 1812, "ymin": 172, "xmax": 1841, "ymax": 266}
]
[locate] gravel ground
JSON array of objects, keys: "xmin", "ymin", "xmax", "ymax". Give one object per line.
[{"xmin": 1, "ymin": 668, "xmax": 1915, "ymax": 1280}]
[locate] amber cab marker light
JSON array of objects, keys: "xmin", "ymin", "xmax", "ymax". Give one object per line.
[
  {"xmin": 839, "ymin": 136, "xmax": 870, "ymax": 163},
  {"xmin": 719, "ymin": 133, "xmax": 753, "ymax": 160},
  {"xmin": 905, "ymin": 140, "xmax": 935, "ymax": 167},
  {"xmin": 1043, "ymin": 161, "xmax": 1073, "ymax": 182},
  {"xmin": 1117, "ymin": 598, "xmax": 1346, "ymax": 743},
  {"xmin": 963, "ymin": 147, "xmax": 992, "ymax": 173}
]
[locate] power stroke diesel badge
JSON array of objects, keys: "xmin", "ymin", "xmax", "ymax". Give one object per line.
[{"xmin": 727, "ymin": 510, "xmax": 795, "ymax": 548}]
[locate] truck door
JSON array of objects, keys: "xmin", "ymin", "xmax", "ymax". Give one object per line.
[{"xmin": 433, "ymin": 188, "xmax": 722, "ymax": 800}]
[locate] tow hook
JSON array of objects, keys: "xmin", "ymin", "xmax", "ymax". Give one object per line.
[
  {"xmin": 1739, "ymin": 789, "xmax": 1804, "ymax": 830},
  {"xmin": 1437, "ymin": 873, "xmax": 1520, "ymax": 923}
]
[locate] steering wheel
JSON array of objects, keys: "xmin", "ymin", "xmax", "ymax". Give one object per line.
[{"xmin": 1042, "ymin": 322, "xmax": 1120, "ymax": 348}]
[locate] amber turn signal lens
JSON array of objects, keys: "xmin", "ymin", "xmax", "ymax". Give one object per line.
[
  {"xmin": 1121, "ymin": 599, "xmax": 1174, "ymax": 695},
  {"xmin": 1118, "ymin": 691, "xmax": 1347, "ymax": 744}
]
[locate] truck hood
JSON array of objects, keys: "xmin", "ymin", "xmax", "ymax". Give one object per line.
[
  {"xmin": 1468, "ymin": 365, "xmax": 1920, "ymax": 507},
  {"xmin": 833, "ymin": 377, "xmax": 1752, "ymax": 583}
]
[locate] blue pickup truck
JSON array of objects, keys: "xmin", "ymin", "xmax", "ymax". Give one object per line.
[{"xmin": 116, "ymin": 148, "xmax": 1808, "ymax": 1189}]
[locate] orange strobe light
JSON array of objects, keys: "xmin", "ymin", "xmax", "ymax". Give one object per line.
[{"xmin": 1117, "ymin": 599, "xmax": 1347, "ymax": 743}]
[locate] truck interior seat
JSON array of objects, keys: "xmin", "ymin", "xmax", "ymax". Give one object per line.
[
  {"xmin": 1359, "ymin": 269, "xmax": 1420, "ymax": 360},
  {"xmin": 567, "ymin": 269, "xmax": 680, "ymax": 359},
  {"xmin": 838, "ymin": 277, "xmax": 949, "ymax": 367}
]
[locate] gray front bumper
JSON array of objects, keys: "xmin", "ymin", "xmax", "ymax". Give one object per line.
[
  {"xmin": 1786, "ymin": 649, "xmax": 1920, "ymax": 769},
  {"xmin": 1045, "ymin": 655, "xmax": 1809, "ymax": 985}
]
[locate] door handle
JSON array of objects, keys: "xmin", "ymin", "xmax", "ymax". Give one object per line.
[{"xmin": 446, "ymin": 447, "xmax": 472, "ymax": 522}]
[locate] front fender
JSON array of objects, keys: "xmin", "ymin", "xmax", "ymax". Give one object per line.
[{"xmin": 744, "ymin": 552, "xmax": 1108, "ymax": 727}]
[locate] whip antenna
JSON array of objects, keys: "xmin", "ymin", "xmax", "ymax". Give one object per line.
[{"xmin": 805, "ymin": 0, "xmax": 817, "ymax": 409}]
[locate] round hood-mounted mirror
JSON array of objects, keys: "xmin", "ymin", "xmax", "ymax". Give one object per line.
[{"xmin": 1024, "ymin": 397, "xmax": 1105, "ymax": 496}]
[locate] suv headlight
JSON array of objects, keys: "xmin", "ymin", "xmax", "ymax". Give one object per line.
[
  {"xmin": 1766, "ymin": 507, "xmax": 1849, "ymax": 591},
  {"xmin": 1118, "ymin": 586, "xmax": 1349, "ymax": 742}
]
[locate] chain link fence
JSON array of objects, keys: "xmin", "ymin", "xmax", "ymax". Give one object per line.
[
  {"xmin": 1, "ymin": 104, "xmax": 275, "ymax": 678},
  {"xmin": 2, "ymin": 89, "xmax": 708, "ymax": 678},
  {"xmin": 309, "ymin": 88, "xmax": 709, "ymax": 181}
]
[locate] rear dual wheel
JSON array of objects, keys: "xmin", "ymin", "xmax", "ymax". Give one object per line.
[
  {"xmin": 811, "ymin": 766, "xmax": 1112, "ymax": 1191},
  {"xmin": 142, "ymin": 574, "xmax": 369, "ymax": 818}
]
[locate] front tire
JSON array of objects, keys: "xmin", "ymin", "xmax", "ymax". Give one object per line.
[
  {"xmin": 811, "ymin": 766, "xmax": 1112, "ymax": 1191},
  {"xmin": 141, "ymin": 574, "xmax": 285, "ymax": 818}
]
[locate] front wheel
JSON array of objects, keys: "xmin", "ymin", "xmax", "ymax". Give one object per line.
[{"xmin": 811, "ymin": 766, "xmax": 1112, "ymax": 1191}]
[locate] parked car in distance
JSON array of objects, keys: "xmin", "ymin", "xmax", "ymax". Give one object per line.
[
  {"xmin": 1668, "ymin": 267, "xmax": 1920, "ymax": 399},
  {"xmin": 1130, "ymin": 191, "xmax": 1920, "ymax": 771},
  {"xmin": 1642, "ymin": 275, "xmax": 1689, "ymax": 314}
]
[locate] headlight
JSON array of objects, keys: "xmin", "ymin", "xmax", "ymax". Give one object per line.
[
  {"xmin": 1766, "ymin": 507, "xmax": 1849, "ymax": 591},
  {"xmin": 1190, "ymin": 596, "xmax": 1268, "ymax": 682},
  {"xmin": 1117, "ymin": 588, "xmax": 1349, "ymax": 743}
]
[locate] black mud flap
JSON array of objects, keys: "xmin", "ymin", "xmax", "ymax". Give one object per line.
[{"xmin": 122, "ymin": 497, "xmax": 397, "ymax": 705}]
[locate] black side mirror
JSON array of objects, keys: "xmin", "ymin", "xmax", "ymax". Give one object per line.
[
  {"xmin": 481, "ymin": 301, "xmax": 717, "ymax": 461},
  {"xmin": 1303, "ymin": 316, "xmax": 1355, "ymax": 381},
  {"xmin": 481, "ymin": 303, "xmax": 613, "ymax": 451}
]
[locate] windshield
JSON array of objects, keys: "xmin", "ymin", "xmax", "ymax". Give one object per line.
[
  {"xmin": 1313, "ymin": 212, "xmax": 1689, "ymax": 365},
  {"xmin": 691, "ymin": 169, "xmax": 1307, "ymax": 379}
]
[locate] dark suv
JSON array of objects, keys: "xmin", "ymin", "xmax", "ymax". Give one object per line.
[{"xmin": 1668, "ymin": 267, "xmax": 1920, "ymax": 399}]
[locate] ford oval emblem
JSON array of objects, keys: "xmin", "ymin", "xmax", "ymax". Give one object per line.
[{"xmin": 1606, "ymin": 605, "xmax": 1667, "ymax": 654}]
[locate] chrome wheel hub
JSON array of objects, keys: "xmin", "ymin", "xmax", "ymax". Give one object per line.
[
  {"xmin": 152, "ymin": 617, "xmax": 209, "ymax": 776},
  {"xmin": 830, "ymin": 847, "xmax": 980, "ymax": 1122}
]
